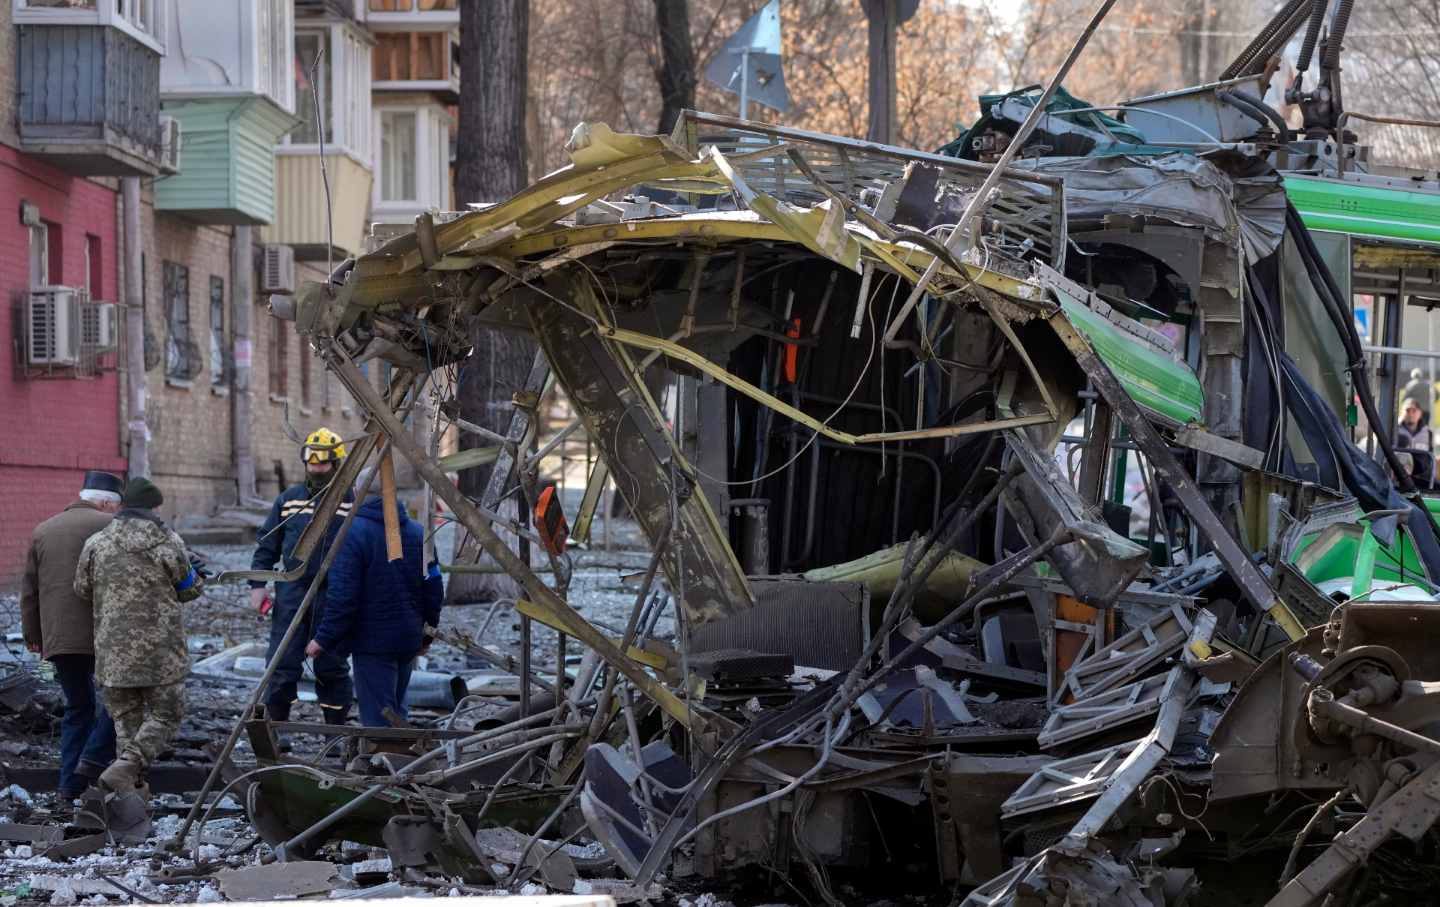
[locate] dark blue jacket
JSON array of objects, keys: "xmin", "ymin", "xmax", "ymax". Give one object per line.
[
  {"xmin": 314, "ymin": 497, "xmax": 443, "ymax": 657},
  {"xmin": 250, "ymin": 484, "xmax": 354, "ymax": 612}
]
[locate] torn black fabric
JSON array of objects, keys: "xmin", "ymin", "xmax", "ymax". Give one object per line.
[{"xmin": 1279, "ymin": 350, "xmax": 1440, "ymax": 579}]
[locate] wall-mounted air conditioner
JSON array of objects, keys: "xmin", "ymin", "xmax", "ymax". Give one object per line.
[
  {"xmin": 27, "ymin": 287, "xmax": 80, "ymax": 366},
  {"xmin": 81, "ymin": 301, "xmax": 118, "ymax": 351},
  {"xmin": 158, "ymin": 115, "xmax": 182, "ymax": 174},
  {"xmin": 261, "ymin": 244, "xmax": 296, "ymax": 294}
]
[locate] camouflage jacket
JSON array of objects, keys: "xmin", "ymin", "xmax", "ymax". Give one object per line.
[{"xmin": 74, "ymin": 509, "xmax": 204, "ymax": 687}]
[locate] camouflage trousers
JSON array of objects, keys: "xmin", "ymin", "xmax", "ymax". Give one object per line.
[{"xmin": 101, "ymin": 682, "xmax": 184, "ymax": 769}]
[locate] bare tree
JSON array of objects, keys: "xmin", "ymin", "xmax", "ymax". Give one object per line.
[
  {"xmin": 452, "ymin": 0, "xmax": 538, "ymax": 604},
  {"xmin": 654, "ymin": 0, "xmax": 697, "ymax": 133}
]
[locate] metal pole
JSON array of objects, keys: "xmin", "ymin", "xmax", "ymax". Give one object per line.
[
  {"xmin": 739, "ymin": 48, "xmax": 750, "ymax": 120},
  {"xmin": 122, "ymin": 177, "xmax": 148, "ymax": 478},
  {"xmin": 231, "ymin": 225, "xmax": 256, "ymax": 502}
]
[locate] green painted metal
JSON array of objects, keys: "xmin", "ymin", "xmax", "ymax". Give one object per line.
[
  {"xmin": 1285, "ymin": 175, "xmax": 1440, "ymax": 246},
  {"xmin": 154, "ymin": 96, "xmax": 298, "ymax": 225},
  {"xmin": 1057, "ymin": 297, "xmax": 1205, "ymax": 425},
  {"xmin": 1291, "ymin": 501, "xmax": 1440, "ymax": 590}
]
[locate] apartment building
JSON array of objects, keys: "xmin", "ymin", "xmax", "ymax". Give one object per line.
[{"xmin": 0, "ymin": 0, "xmax": 452, "ymax": 582}]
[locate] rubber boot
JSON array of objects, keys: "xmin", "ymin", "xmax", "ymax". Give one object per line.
[
  {"xmin": 322, "ymin": 706, "xmax": 349, "ymax": 726},
  {"xmin": 97, "ymin": 757, "xmax": 142, "ymax": 794}
]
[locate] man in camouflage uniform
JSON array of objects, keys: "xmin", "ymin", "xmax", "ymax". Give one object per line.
[{"xmin": 74, "ymin": 478, "xmax": 204, "ymax": 793}]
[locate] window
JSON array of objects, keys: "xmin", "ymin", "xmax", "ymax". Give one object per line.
[
  {"xmin": 300, "ymin": 339, "xmax": 313, "ymax": 408},
  {"xmin": 269, "ymin": 314, "xmax": 288, "ymax": 398},
  {"xmin": 163, "ymin": 261, "xmax": 197, "ymax": 382},
  {"xmin": 368, "ymin": 0, "xmax": 457, "ymax": 11},
  {"xmin": 113, "ymin": 0, "xmax": 156, "ymax": 35},
  {"xmin": 373, "ymin": 32, "xmax": 451, "ymax": 84},
  {"xmin": 85, "ymin": 235, "xmax": 101, "ymax": 298},
  {"xmin": 255, "ymin": 0, "xmax": 296, "ymax": 114},
  {"xmin": 292, "ymin": 31, "xmax": 330, "ymax": 145},
  {"xmin": 209, "ymin": 276, "xmax": 226, "ymax": 385},
  {"xmin": 17, "ymin": 0, "xmax": 163, "ymax": 52},
  {"xmin": 28, "ymin": 224, "xmax": 48, "ymax": 289},
  {"xmin": 46, "ymin": 223, "xmax": 62, "ymax": 285},
  {"xmin": 284, "ymin": 25, "xmax": 372, "ymax": 162},
  {"xmin": 380, "ymin": 111, "xmax": 416, "ymax": 201},
  {"xmin": 374, "ymin": 105, "xmax": 451, "ymax": 212}
]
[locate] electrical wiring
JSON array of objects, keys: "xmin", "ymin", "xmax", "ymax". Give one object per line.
[{"xmin": 684, "ymin": 268, "xmax": 889, "ymax": 488}]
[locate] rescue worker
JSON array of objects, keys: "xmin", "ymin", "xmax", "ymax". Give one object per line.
[
  {"xmin": 306, "ymin": 468, "xmax": 443, "ymax": 727},
  {"xmin": 74, "ymin": 478, "xmax": 204, "ymax": 793},
  {"xmin": 20, "ymin": 471, "xmax": 122, "ymax": 799},
  {"xmin": 249, "ymin": 428, "xmax": 355, "ymax": 725}
]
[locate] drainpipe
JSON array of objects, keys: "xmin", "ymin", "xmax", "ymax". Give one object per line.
[
  {"xmin": 122, "ymin": 177, "xmax": 148, "ymax": 479},
  {"xmin": 232, "ymin": 225, "xmax": 257, "ymax": 503}
]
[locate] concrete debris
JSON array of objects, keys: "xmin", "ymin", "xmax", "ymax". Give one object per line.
[{"xmin": 215, "ymin": 862, "xmax": 338, "ymax": 900}]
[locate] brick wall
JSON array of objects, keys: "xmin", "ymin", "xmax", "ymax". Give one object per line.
[
  {"xmin": 0, "ymin": 144, "xmax": 125, "ymax": 586},
  {"xmin": 0, "ymin": 4, "xmax": 16, "ymax": 150},
  {"xmin": 249, "ymin": 259, "xmax": 367, "ymax": 503},
  {"xmin": 140, "ymin": 197, "xmax": 239, "ymax": 522}
]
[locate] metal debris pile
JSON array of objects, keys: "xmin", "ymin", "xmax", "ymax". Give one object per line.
[{"xmin": 15, "ymin": 85, "xmax": 1440, "ymax": 904}]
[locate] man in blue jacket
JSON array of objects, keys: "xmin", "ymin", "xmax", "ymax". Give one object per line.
[
  {"xmin": 306, "ymin": 469, "xmax": 444, "ymax": 727},
  {"xmin": 249, "ymin": 428, "xmax": 355, "ymax": 725}
]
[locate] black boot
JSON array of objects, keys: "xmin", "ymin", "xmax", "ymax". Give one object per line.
[{"xmin": 322, "ymin": 706, "xmax": 349, "ymax": 726}]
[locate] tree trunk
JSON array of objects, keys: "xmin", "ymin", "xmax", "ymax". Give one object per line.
[
  {"xmin": 860, "ymin": 0, "xmax": 919, "ymax": 145},
  {"xmin": 654, "ymin": 0, "xmax": 696, "ymax": 135},
  {"xmin": 456, "ymin": 0, "xmax": 529, "ymax": 204},
  {"xmin": 451, "ymin": 0, "xmax": 536, "ymax": 603}
]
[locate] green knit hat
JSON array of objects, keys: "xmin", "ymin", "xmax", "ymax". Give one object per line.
[{"xmin": 123, "ymin": 477, "xmax": 164, "ymax": 510}]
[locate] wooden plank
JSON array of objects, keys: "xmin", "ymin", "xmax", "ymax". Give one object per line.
[{"xmin": 380, "ymin": 447, "xmax": 403, "ymax": 561}]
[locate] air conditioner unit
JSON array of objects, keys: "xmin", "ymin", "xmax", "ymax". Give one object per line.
[
  {"xmin": 158, "ymin": 115, "xmax": 182, "ymax": 174},
  {"xmin": 27, "ymin": 287, "xmax": 80, "ymax": 367},
  {"xmin": 80, "ymin": 301, "xmax": 118, "ymax": 350},
  {"xmin": 261, "ymin": 244, "xmax": 296, "ymax": 295}
]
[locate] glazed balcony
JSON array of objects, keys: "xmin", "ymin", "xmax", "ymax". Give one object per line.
[{"xmin": 364, "ymin": 0, "xmax": 457, "ymax": 31}]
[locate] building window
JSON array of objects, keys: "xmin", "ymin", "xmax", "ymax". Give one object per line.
[
  {"xmin": 374, "ymin": 105, "xmax": 451, "ymax": 212},
  {"xmin": 292, "ymin": 31, "xmax": 330, "ymax": 145},
  {"xmin": 85, "ymin": 235, "xmax": 101, "ymax": 298},
  {"xmin": 373, "ymin": 32, "xmax": 452, "ymax": 84},
  {"xmin": 379, "ymin": 111, "xmax": 417, "ymax": 202},
  {"xmin": 209, "ymin": 276, "xmax": 226, "ymax": 385},
  {"xmin": 17, "ymin": 0, "xmax": 164, "ymax": 52},
  {"xmin": 369, "ymin": 0, "xmax": 458, "ymax": 10},
  {"xmin": 255, "ymin": 0, "xmax": 295, "ymax": 114},
  {"xmin": 46, "ymin": 223, "xmax": 62, "ymax": 285},
  {"xmin": 28, "ymin": 224, "xmax": 48, "ymax": 289},
  {"xmin": 269, "ymin": 314, "xmax": 288, "ymax": 398},
  {"xmin": 284, "ymin": 25, "xmax": 372, "ymax": 162},
  {"xmin": 163, "ymin": 261, "xmax": 197, "ymax": 381}
]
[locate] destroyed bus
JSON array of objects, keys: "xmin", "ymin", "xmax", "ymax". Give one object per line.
[{"xmin": 224, "ymin": 8, "xmax": 1440, "ymax": 905}]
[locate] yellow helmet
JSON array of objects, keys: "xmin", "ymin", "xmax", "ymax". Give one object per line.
[{"xmin": 302, "ymin": 427, "xmax": 347, "ymax": 464}]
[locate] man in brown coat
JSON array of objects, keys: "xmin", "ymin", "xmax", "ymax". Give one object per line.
[{"xmin": 21, "ymin": 471, "xmax": 123, "ymax": 798}]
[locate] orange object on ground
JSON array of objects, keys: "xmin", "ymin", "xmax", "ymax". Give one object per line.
[{"xmin": 534, "ymin": 484, "xmax": 569, "ymax": 557}]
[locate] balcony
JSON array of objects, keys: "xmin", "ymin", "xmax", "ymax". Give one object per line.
[
  {"xmin": 372, "ymin": 31, "xmax": 458, "ymax": 97},
  {"xmin": 371, "ymin": 102, "xmax": 453, "ymax": 225},
  {"xmin": 260, "ymin": 153, "xmax": 374, "ymax": 260},
  {"xmin": 154, "ymin": 0, "xmax": 299, "ymax": 224},
  {"xmin": 15, "ymin": 23, "xmax": 163, "ymax": 176},
  {"xmin": 364, "ymin": 0, "xmax": 457, "ymax": 31},
  {"xmin": 153, "ymin": 98, "xmax": 300, "ymax": 225}
]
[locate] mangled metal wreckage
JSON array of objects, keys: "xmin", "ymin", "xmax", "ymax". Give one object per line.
[{"xmin": 221, "ymin": 107, "xmax": 1440, "ymax": 904}]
